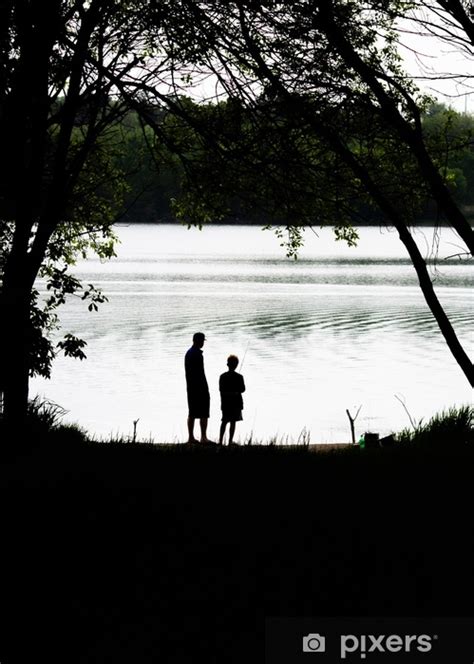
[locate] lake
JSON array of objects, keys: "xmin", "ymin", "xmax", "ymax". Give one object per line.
[{"xmin": 31, "ymin": 223, "xmax": 472, "ymax": 443}]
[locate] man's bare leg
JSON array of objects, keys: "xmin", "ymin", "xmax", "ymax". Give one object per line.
[
  {"xmin": 200, "ymin": 418, "xmax": 208, "ymax": 442},
  {"xmin": 187, "ymin": 417, "xmax": 198, "ymax": 443},
  {"xmin": 229, "ymin": 421, "xmax": 236, "ymax": 445},
  {"xmin": 199, "ymin": 419, "xmax": 216, "ymax": 444}
]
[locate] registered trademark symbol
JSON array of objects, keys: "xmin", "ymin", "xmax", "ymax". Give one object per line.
[{"xmin": 433, "ymin": 635, "xmax": 438, "ymax": 640}]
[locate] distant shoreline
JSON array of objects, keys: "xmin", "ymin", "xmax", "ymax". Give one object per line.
[{"xmin": 116, "ymin": 218, "xmax": 474, "ymax": 227}]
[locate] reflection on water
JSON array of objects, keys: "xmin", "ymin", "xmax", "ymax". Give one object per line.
[{"xmin": 31, "ymin": 224, "xmax": 473, "ymax": 443}]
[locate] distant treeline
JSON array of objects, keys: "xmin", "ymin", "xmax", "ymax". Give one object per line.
[{"xmin": 109, "ymin": 100, "xmax": 474, "ymax": 225}]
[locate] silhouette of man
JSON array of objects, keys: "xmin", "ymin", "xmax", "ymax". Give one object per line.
[
  {"xmin": 185, "ymin": 332, "xmax": 213, "ymax": 444},
  {"xmin": 218, "ymin": 354, "xmax": 246, "ymax": 445}
]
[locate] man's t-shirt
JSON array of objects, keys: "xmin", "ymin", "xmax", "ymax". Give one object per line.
[{"xmin": 185, "ymin": 346, "xmax": 209, "ymax": 395}]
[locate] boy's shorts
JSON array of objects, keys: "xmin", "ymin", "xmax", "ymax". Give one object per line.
[{"xmin": 221, "ymin": 409, "xmax": 242, "ymax": 423}]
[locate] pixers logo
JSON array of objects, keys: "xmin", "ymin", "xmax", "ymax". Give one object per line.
[{"xmin": 340, "ymin": 633, "xmax": 434, "ymax": 659}]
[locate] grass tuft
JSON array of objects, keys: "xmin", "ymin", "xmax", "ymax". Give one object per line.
[
  {"xmin": 396, "ymin": 404, "xmax": 473, "ymax": 447},
  {"xmin": 24, "ymin": 397, "xmax": 87, "ymax": 446}
]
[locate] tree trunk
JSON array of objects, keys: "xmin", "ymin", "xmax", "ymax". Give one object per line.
[
  {"xmin": 324, "ymin": 131, "xmax": 474, "ymax": 386},
  {"xmin": 318, "ymin": 7, "xmax": 474, "ymax": 255},
  {"xmin": 1, "ymin": 284, "xmax": 31, "ymax": 435},
  {"xmin": 236, "ymin": 19, "xmax": 474, "ymax": 385}
]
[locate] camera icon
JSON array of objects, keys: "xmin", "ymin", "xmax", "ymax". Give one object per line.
[{"xmin": 302, "ymin": 633, "xmax": 326, "ymax": 653}]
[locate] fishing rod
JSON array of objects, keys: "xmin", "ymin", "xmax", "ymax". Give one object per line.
[{"xmin": 239, "ymin": 340, "xmax": 250, "ymax": 371}]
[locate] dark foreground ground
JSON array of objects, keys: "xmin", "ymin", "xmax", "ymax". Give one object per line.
[{"xmin": 0, "ymin": 440, "xmax": 473, "ymax": 663}]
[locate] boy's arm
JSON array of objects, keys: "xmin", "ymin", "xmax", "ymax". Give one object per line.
[
  {"xmin": 219, "ymin": 374, "xmax": 229, "ymax": 395},
  {"xmin": 219, "ymin": 374, "xmax": 233, "ymax": 396}
]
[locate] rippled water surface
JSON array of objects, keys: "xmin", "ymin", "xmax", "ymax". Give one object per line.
[{"xmin": 31, "ymin": 224, "xmax": 473, "ymax": 442}]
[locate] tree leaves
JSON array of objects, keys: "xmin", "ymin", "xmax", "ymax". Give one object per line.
[{"xmin": 57, "ymin": 333, "xmax": 87, "ymax": 360}]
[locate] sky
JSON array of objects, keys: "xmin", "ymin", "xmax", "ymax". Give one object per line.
[
  {"xmin": 396, "ymin": 9, "xmax": 473, "ymax": 114},
  {"xmin": 191, "ymin": 7, "xmax": 474, "ymax": 115}
]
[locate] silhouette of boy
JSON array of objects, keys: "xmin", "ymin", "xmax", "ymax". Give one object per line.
[
  {"xmin": 185, "ymin": 332, "xmax": 214, "ymax": 444},
  {"xmin": 218, "ymin": 354, "xmax": 246, "ymax": 445}
]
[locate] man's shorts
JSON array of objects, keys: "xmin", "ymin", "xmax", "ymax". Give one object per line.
[{"xmin": 187, "ymin": 391, "xmax": 210, "ymax": 419}]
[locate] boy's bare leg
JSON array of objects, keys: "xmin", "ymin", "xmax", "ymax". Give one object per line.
[
  {"xmin": 229, "ymin": 421, "xmax": 236, "ymax": 444},
  {"xmin": 219, "ymin": 422, "xmax": 226, "ymax": 445}
]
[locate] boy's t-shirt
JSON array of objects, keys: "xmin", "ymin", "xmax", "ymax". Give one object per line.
[{"xmin": 219, "ymin": 371, "xmax": 245, "ymax": 411}]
